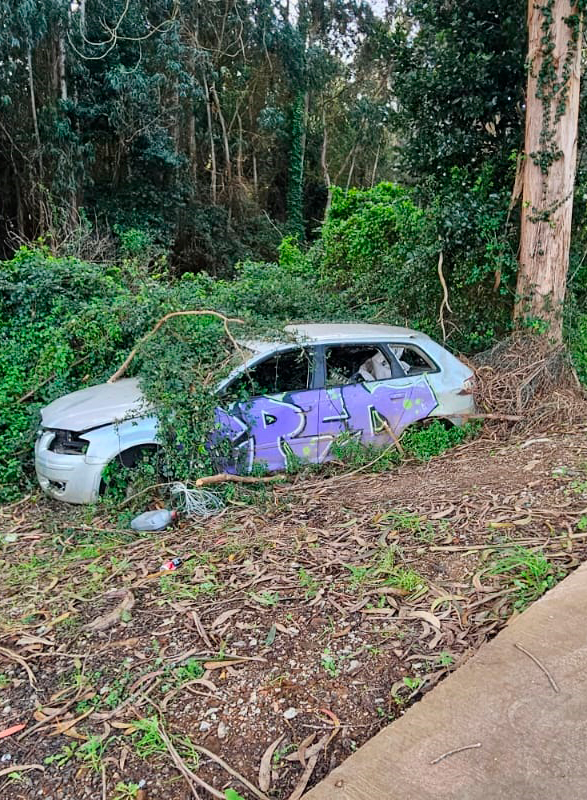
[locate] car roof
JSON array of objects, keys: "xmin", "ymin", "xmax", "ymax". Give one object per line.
[{"xmin": 243, "ymin": 323, "xmax": 428, "ymax": 354}]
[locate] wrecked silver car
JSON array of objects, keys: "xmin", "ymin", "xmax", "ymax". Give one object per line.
[{"xmin": 35, "ymin": 324, "xmax": 475, "ymax": 504}]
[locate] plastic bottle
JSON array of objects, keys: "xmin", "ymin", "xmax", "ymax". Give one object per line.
[{"xmin": 130, "ymin": 509, "xmax": 177, "ymax": 531}]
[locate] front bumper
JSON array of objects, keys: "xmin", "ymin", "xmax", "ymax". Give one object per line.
[{"xmin": 35, "ymin": 432, "xmax": 105, "ymax": 504}]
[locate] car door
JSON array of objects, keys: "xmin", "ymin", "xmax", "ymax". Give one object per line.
[
  {"xmin": 213, "ymin": 346, "xmax": 321, "ymax": 473},
  {"xmin": 316, "ymin": 343, "xmax": 438, "ymax": 462}
]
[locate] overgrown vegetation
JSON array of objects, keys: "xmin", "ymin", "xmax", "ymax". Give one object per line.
[
  {"xmin": 0, "ymin": 172, "xmax": 583, "ymax": 503},
  {"xmin": 1, "ymin": 1, "xmax": 587, "ymax": 505}
]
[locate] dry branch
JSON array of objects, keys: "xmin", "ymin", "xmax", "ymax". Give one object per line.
[
  {"xmin": 108, "ymin": 310, "xmax": 244, "ymax": 383},
  {"xmin": 467, "ymin": 333, "xmax": 586, "ymax": 434},
  {"xmin": 437, "ymin": 250, "xmax": 452, "ymax": 343},
  {"xmin": 195, "ymin": 472, "xmax": 286, "ymax": 488}
]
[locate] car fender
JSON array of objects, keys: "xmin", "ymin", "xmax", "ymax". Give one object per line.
[{"xmin": 82, "ymin": 415, "xmax": 160, "ymax": 465}]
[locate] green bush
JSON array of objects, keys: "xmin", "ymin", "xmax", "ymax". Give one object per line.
[
  {"xmin": 0, "ymin": 247, "xmax": 141, "ymax": 501},
  {"xmin": 402, "ymin": 420, "xmax": 480, "ymax": 461},
  {"xmin": 569, "ymin": 314, "xmax": 587, "ymax": 385}
]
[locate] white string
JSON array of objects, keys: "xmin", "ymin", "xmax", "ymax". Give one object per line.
[{"xmin": 170, "ymin": 482, "xmax": 224, "ymax": 518}]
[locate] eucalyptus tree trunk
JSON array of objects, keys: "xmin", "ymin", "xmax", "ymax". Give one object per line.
[{"xmin": 515, "ymin": 0, "xmax": 582, "ymax": 342}]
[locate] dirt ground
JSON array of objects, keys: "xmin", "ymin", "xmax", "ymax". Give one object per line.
[{"xmin": 1, "ymin": 427, "xmax": 587, "ymax": 800}]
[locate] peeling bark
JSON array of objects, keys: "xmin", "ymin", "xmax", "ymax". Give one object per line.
[{"xmin": 515, "ymin": 1, "xmax": 582, "ymax": 342}]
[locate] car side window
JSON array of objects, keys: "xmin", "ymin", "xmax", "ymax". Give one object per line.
[
  {"xmin": 391, "ymin": 345, "xmax": 437, "ymax": 376},
  {"xmin": 324, "ymin": 345, "xmax": 393, "ymax": 387},
  {"xmin": 226, "ymin": 348, "xmax": 312, "ymax": 398}
]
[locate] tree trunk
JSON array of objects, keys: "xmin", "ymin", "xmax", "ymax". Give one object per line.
[
  {"xmin": 27, "ymin": 47, "xmax": 42, "ymax": 177},
  {"xmin": 58, "ymin": 35, "xmax": 67, "ymax": 101},
  {"xmin": 321, "ymin": 105, "xmax": 332, "ymax": 218},
  {"xmin": 515, "ymin": 0, "xmax": 583, "ymax": 342},
  {"xmin": 371, "ymin": 135, "xmax": 381, "ymax": 188},
  {"xmin": 286, "ymin": 90, "xmax": 308, "ymax": 238},
  {"xmin": 209, "ymin": 83, "xmax": 232, "ymax": 203},
  {"xmin": 203, "ymin": 75, "xmax": 218, "ymax": 205}
]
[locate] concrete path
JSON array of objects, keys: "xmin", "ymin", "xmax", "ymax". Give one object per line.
[{"xmin": 306, "ymin": 561, "xmax": 587, "ymax": 800}]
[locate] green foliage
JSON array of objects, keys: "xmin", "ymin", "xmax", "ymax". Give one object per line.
[
  {"xmin": 490, "ymin": 547, "xmax": 562, "ymax": 610},
  {"xmin": 286, "ymin": 91, "xmax": 307, "ymax": 239},
  {"xmin": 345, "ymin": 546, "xmax": 426, "ymax": 594},
  {"xmin": 321, "ymin": 183, "xmax": 438, "ymax": 332},
  {"xmin": 0, "ymin": 246, "xmax": 141, "ymax": 500},
  {"xmin": 225, "ymin": 791, "xmax": 247, "ymax": 800},
  {"xmin": 391, "ymin": 0, "xmax": 526, "ymax": 182},
  {"xmin": 319, "ymin": 178, "xmax": 516, "ymax": 350},
  {"xmin": 329, "ymin": 433, "xmax": 402, "ymax": 471},
  {"xmin": 402, "ymin": 421, "xmax": 480, "ymax": 462},
  {"xmin": 112, "ymin": 783, "xmax": 141, "ymax": 800},
  {"xmin": 321, "ymin": 648, "xmax": 340, "ymax": 677},
  {"xmin": 568, "ymin": 313, "xmax": 587, "ymax": 385}
]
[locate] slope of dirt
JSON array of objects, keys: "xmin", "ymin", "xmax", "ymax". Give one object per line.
[{"xmin": 1, "ymin": 428, "xmax": 586, "ymax": 800}]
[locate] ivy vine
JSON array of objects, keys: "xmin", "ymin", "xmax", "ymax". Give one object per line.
[{"xmin": 529, "ymin": 0, "xmax": 582, "ymax": 213}]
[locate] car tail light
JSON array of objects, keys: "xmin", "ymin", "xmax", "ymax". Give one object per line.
[{"xmin": 458, "ymin": 376, "xmax": 476, "ymax": 395}]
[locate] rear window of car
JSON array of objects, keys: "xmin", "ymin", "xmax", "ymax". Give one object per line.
[{"xmin": 390, "ymin": 344, "xmax": 439, "ymax": 376}]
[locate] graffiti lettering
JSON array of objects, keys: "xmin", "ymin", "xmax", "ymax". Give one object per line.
[{"xmin": 213, "ymin": 378, "xmax": 438, "ymax": 473}]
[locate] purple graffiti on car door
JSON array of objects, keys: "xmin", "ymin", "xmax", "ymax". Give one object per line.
[{"xmin": 212, "ymin": 376, "xmax": 438, "ymax": 473}]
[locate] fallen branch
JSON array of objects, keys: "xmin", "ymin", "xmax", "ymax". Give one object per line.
[
  {"xmin": 193, "ymin": 744, "xmax": 270, "ymax": 800},
  {"xmin": 514, "ymin": 643, "xmax": 559, "ymax": 693},
  {"xmin": 382, "ymin": 420, "xmax": 405, "ymax": 456},
  {"xmin": 459, "ymin": 413, "xmax": 524, "ymax": 422},
  {"xmin": 430, "ymin": 742, "xmax": 481, "ymax": 765},
  {"xmin": 108, "ymin": 310, "xmax": 244, "ymax": 383},
  {"xmin": 195, "ymin": 472, "xmax": 286, "ymax": 488}
]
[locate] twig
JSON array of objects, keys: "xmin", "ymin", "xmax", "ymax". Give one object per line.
[
  {"xmin": 195, "ymin": 472, "xmax": 286, "ymax": 488},
  {"xmin": 193, "ymin": 744, "xmax": 270, "ymax": 800},
  {"xmin": 108, "ymin": 310, "xmax": 244, "ymax": 383},
  {"xmin": 382, "ymin": 420, "xmax": 405, "ymax": 456},
  {"xmin": 0, "ymin": 763, "xmax": 45, "ymax": 777},
  {"xmin": 157, "ymin": 723, "xmax": 216, "ymax": 799},
  {"xmin": 458, "ymin": 413, "xmax": 524, "ymax": 422},
  {"xmin": 430, "ymin": 742, "xmax": 481, "ymax": 765},
  {"xmin": 101, "ymin": 762, "xmax": 107, "ymax": 800},
  {"xmin": 0, "ymin": 646, "xmax": 36, "ymax": 687},
  {"xmin": 514, "ymin": 643, "xmax": 559, "ymax": 693},
  {"xmin": 437, "ymin": 250, "xmax": 452, "ymax": 343}
]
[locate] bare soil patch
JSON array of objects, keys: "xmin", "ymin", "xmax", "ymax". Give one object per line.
[{"xmin": 1, "ymin": 428, "xmax": 587, "ymax": 800}]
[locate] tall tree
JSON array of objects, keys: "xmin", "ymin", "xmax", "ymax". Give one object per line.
[{"xmin": 515, "ymin": 0, "xmax": 583, "ymax": 341}]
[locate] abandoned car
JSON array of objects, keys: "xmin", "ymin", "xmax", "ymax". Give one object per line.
[{"xmin": 35, "ymin": 323, "xmax": 475, "ymax": 504}]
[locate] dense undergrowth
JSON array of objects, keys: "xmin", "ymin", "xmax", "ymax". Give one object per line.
[{"xmin": 1, "ymin": 182, "xmax": 586, "ymax": 503}]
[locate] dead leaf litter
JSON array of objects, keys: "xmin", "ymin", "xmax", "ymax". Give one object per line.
[{"xmin": 1, "ymin": 429, "xmax": 587, "ymax": 799}]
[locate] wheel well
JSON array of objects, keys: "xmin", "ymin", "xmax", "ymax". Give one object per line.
[
  {"xmin": 113, "ymin": 444, "xmax": 160, "ymax": 468},
  {"xmin": 99, "ymin": 444, "xmax": 160, "ymax": 495}
]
